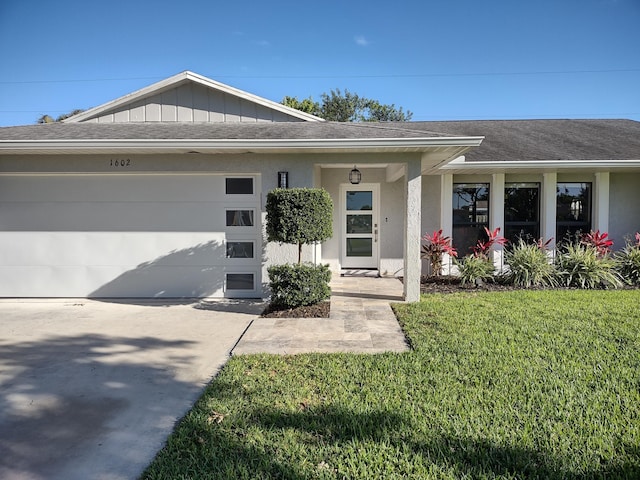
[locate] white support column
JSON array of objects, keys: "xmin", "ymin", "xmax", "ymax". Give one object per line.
[
  {"xmin": 404, "ymin": 159, "xmax": 422, "ymax": 302},
  {"xmin": 313, "ymin": 165, "xmax": 322, "ymax": 264},
  {"xmin": 594, "ymin": 172, "xmax": 610, "ymax": 233},
  {"xmin": 440, "ymin": 174, "xmax": 454, "ymax": 274},
  {"xmin": 490, "ymin": 173, "xmax": 505, "ymax": 271},
  {"xmin": 541, "ymin": 172, "xmax": 557, "ymax": 247}
]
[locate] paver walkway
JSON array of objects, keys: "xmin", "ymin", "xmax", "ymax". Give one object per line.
[{"xmin": 232, "ymin": 275, "xmax": 410, "ymax": 355}]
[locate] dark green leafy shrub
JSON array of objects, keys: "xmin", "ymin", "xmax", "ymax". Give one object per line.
[
  {"xmin": 267, "ymin": 263, "xmax": 331, "ymax": 308},
  {"xmin": 455, "ymin": 255, "xmax": 495, "ymax": 286},
  {"xmin": 556, "ymin": 243, "xmax": 622, "ymax": 289},
  {"xmin": 615, "ymin": 234, "xmax": 640, "ymax": 286},
  {"xmin": 504, "ymin": 238, "xmax": 558, "ymax": 288},
  {"xmin": 266, "ymin": 188, "xmax": 333, "ymax": 263}
]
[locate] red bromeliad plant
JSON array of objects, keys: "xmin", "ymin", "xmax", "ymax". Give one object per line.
[
  {"xmin": 421, "ymin": 229, "xmax": 457, "ymax": 276},
  {"xmin": 472, "ymin": 227, "xmax": 507, "ymax": 259},
  {"xmin": 581, "ymin": 230, "xmax": 614, "ymax": 257}
]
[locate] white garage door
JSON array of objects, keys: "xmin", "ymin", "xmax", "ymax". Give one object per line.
[{"xmin": 0, "ymin": 174, "xmax": 261, "ymax": 298}]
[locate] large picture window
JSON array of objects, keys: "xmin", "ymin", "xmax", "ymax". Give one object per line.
[
  {"xmin": 556, "ymin": 182, "xmax": 591, "ymax": 242},
  {"xmin": 453, "ymin": 183, "xmax": 490, "ymax": 255},
  {"xmin": 504, "ymin": 183, "xmax": 540, "ymax": 243}
]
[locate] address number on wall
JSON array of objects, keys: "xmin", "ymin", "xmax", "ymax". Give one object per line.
[{"xmin": 110, "ymin": 158, "xmax": 132, "ymax": 167}]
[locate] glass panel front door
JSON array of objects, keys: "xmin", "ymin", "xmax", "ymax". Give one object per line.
[{"xmin": 341, "ymin": 184, "xmax": 379, "ymax": 269}]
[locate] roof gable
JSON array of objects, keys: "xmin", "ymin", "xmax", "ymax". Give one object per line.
[{"xmin": 63, "ymin": 71, "xmax": 323, "ymax": 124}]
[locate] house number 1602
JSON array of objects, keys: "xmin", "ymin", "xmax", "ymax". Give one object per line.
[{"xmin": 110, "ymin": 159, "xmax": 131, "ymax": 167}]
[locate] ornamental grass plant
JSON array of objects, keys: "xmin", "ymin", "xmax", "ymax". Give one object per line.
[
  {"xmin": 555, "ymin": 242, "xmax": 623, "ymax": 289},
  {"xmin": 503, "ymin": 238, "xmax": 558, "ymax": 288},
  {"xmin": 615, "ymin": 233, "xmax": 640, "ymax": 286}
]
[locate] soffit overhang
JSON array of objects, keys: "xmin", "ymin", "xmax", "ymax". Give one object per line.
[{"xmin": 0, "ymin": 136, "xmax": 484, "ymax": 156}]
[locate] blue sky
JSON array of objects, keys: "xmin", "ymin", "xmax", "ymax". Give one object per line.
[{"xmin": 1, "ymin": 0, "xmax": 639, "ymax": 126}]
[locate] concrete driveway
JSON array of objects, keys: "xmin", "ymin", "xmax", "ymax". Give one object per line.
[{"xmin": 0, "ymin": 298, "xmax": 262, "ymax": 480}]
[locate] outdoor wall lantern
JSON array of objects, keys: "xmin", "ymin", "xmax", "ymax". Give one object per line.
[
  {"xmin": 349, "ymin": 166, "xmax": 362, "ymax": 184},
  {"xmin": 278, "ymin": 171, "xmax": 289, "ymax": 188}
]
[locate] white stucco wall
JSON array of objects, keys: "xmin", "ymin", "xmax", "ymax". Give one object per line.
[{"xmin": 609, "ymin": 172, "xmax": 640, "ymax": 247}]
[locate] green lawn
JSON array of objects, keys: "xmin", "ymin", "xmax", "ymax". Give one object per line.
[{"xmin": 142, "ymin": 290, "xmax": 640, "ymax": 479}]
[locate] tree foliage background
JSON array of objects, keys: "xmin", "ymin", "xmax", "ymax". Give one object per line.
[{"xmin": 282, "ymin": 89, "xmax": 412, "ymax": 122}]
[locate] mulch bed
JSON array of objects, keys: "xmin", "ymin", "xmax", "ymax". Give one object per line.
[
  {"xmin": 419, "ymin": 275, "xmax": 524, "ymax": 294},
  {"xmin": 261, "ymin": 301, "xmax": 331, "ymax": 318}
]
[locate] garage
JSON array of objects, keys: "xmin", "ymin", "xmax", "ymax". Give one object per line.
[{"xmin": 0, "ymin": 173, "xmax": 261, "ymax": 298}]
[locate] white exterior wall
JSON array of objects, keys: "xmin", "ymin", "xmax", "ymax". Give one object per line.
[
  {"xmin": 420, "ymin": 175, "xmax": 442, "ymax": 275},
  {"xmin": 85, "ymin": 83, "xmax": 304, "ymax": 123},
  {"xmin": 609, "ymin": 172, "xmax": 640, "ymax": 246}
]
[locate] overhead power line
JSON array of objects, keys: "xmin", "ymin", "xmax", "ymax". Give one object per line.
[{"xmin": 0, "ymin": 68, "xmax": 639, "ymax": 85}]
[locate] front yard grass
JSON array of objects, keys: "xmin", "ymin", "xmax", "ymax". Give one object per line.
[{"xmin": 142, "ymin": 290, "xmax": 639, "ymax": 479}]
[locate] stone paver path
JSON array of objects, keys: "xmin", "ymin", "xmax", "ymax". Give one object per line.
[{"xmin": 232, "ymin": 275, "xmax": 410, "ymax": 355}]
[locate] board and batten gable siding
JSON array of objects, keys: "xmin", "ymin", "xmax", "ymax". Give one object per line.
[{"xmin": 85, "ymin": 82, "xmax": 304, "ymax": 123}]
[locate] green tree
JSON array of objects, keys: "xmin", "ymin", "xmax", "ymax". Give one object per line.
[
  {"xmin": 282, "ymin": 89, "xmax": 412, "ymax": 122},
  {"xmin": 281, "ymin": 96, "xmax": 321, "ymax": 116},
  {"xmin": 37, "ymin": 109, "xmax": 85, "ymax": 124}
]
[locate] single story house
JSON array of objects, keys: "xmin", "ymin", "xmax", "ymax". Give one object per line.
[{"xmin": 1, "ymin": 71, "xmax": 639, "ymax": 302}]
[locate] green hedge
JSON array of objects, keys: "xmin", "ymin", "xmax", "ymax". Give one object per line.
[{"xmin": 267, "ymin": 263, "xmax": 331, "ymax": 309}]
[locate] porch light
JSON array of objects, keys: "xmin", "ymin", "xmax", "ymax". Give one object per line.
[
  {"xmin": 349, "ymin": 166, "xmax": 362, "ymax": 184},
  {"xmin": 278, "ymin": 171, "xmax": 289, "ymax": 188}
]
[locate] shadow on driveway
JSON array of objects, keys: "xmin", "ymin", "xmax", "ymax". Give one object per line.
[{"xmin": 0, "ymin": 300, "xmax": 254, "ymax": 480}]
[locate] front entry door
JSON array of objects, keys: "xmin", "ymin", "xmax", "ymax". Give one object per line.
[{"xmin": 340, "ymin": 183, "xmax": 379, "ymax": 269}]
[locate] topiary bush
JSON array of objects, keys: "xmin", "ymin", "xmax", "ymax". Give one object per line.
[
  {"xmin": 267, "ymin": 263, "xmax": 331, "ymax": 309},
  {"xmin": 266, "ymin": 188, "xmax": 333, "ymax": 263},
  {"xmin": 504, "ymin": 238, "xmax": 558, "ymax": 288},
  {"xmin": 265, "ymin": 187, "xmax": 334, "ymax": 310}
]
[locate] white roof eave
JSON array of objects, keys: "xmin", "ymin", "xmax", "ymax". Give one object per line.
[{"xmin": 0, "ymin": 136, "xmax": 485, "ymax": 154}]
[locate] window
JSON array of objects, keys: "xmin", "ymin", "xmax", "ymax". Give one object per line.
[
  {"xmin": 556, "ymin": 182, "xmax": 591, "ymax": 242},
  {"xmin": 504, "ymin": 183, "xmax": 540, "ymax": 243},
  {"xmin": 453, "ymin": 183, "xmax": 490, "ymax": 255},
  {"xmin": 226, "ymin": 241, "xmax": 254, "ymax": 258},
  {"xmin": 225, "ymin": 178, "xmax": 253, "ymax": 195},
  {"xmin": 226, "ymin": 210, "xmax": 254, "ymax": 227},
  {"xmin": 226, "ymin": 273, "xmax": 254, "ymax": 290}
]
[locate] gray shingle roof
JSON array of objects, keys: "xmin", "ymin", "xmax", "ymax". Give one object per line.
[
  {"xmin": 400, "ymin": 119, "xmax": 640, "ymax": 161},
  {"xmin": 0, "ymin": 121, "xmax": 453, "ymax": 141},
  {"xmin": 1, "ymin": 119, "xmax": 639, "ymax": 161}
]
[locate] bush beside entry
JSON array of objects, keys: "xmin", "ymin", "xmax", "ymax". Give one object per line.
[
  {"xmin": 265, "ymin": 188, "xmax": 333, "ymax": 309},
  {"xmin": 267, "ymin": 263, "xmax": 331, "ymax": 308}
]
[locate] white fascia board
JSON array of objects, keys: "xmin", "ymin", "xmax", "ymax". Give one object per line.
[
  {"xmin": 0, "ymin": 136, "xmax": 484, "ymax": 153},
  {"xmin": 64, "ymin": 71, "xmax": 324, "ymax": 123},
  {"xmin": 438, "ymin": 158, "xmax": 640, "ymax": 170}
]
